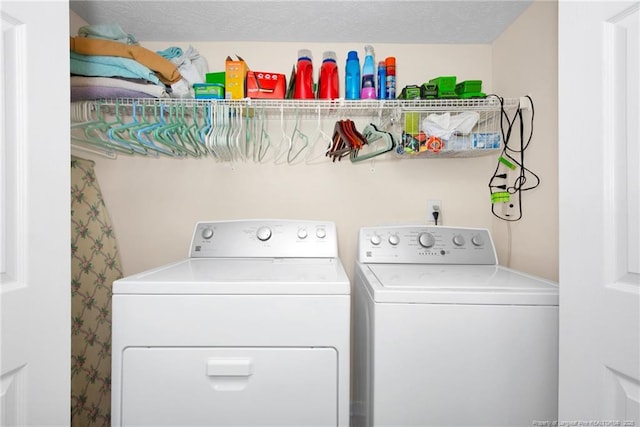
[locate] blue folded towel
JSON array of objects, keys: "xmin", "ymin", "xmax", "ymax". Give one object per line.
[
  {"xmin": 70, "ymin": 51, "xmax": 161, "ymax": 85},
  {"xmin": 156, "ymin": 46, "xmax": 183, "ymax": 61},
  {"xmin": 77, "ymin": 24, "xmax": 138, "ymax": 45}
]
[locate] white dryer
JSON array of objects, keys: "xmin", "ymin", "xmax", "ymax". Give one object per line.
[
  {"xmin": 352, "ymin": 225, "xmax": 558, "ymax": 427},
  {"xmin": 111, "ymin": 219, "xmax": 350, "ymax": 427}
]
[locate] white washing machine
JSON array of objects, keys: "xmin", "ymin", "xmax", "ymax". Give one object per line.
[
  {"xmin": 352, "ymin": 225, "xmax": 558, "ymax": 427},
  {"xmin": 111, "ymin": 219, "xmax": 350, "ymax": 427}
]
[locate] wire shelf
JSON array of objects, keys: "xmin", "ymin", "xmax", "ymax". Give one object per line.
[
  {"xmin": 70, "ymin": 97, "xmax": 523, "ymax": 160},
  {"xmin": 74, "ymin": 97, "xmax": 520, "ymax": 115}
]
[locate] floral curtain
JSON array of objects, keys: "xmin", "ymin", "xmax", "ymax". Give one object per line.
[{"xmin": 71, "ymin": 156, "xmax": 123, "ymax": 426}]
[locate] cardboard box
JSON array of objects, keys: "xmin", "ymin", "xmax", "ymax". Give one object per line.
[
  {"xmin": 225, "ymin": 56, "xmax": 248, "ymax": 99},
  {"xmin": 246, "ymin": 71, "xmax": 286, "ymax": 99}
]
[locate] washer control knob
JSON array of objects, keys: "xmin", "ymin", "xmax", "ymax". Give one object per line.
[
  {"xmin": 297, "ymin": 228, "xmax": 308, "ymax": 239},
  {"xmin": 418, "ymin": 232, "xmax": 435, "ymax": 248},
  {"xmin": 256, "ymin": 226, "xmax": 272, "ymax": 241},
  {"xmin": 370, "ymin": 234, "xmax": 382, "ymax": 246},
  {"xmin": 388, "ymin": 234, "xmax": 400, "ymax": 246},
  {"xmin": 201, "ymin": 228, "xmax": 214, "ymax": 240},
  {"xmin": 316, "ymin": 228, "xmax": 327, "ymax": 239},
  {"xmin": 452, "ymin": 235, "xmax": 466, "ymax": 246},
  {"xmin": 471, "ymin": 235, "xmax": 485, "ymax": 247}
]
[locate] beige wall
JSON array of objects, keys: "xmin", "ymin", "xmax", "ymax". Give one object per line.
[
  {"xmin": 491, "ymin": 0, "xmax": 559, "ymax": 280},
  {"xmin": 70, "ymin": 1, "xmax": 558, "ymax": 282}
]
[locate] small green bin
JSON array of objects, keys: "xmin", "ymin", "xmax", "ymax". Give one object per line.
[
  {"xmin": 194, "ymin": 83, "xmax": 225, "ymax": 99},
  {"xmin": 455, "ymin": 80, "xmax": 486, "ymax": 98},
  {"xmin": 429, "ymin": 76, "xmax": 458, "ymax": 99}
]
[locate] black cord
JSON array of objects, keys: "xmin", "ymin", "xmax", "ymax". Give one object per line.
[{"xmin": 487, "ymin": 95, "xmax": 539, "ymax": 221}]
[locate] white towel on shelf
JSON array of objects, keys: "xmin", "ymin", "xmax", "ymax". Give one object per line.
[
  {"xmin": 157, "ymin": 45, "xmax": 209, "ymax": 94},
  {"xmin": 422, "ymin": 111, "xmax": 480, "ymax": 140}
]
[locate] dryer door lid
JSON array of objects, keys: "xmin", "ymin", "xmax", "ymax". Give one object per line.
[
  {"xmin": 114, "ymin": 258, "xmax": 350, "ymax": 295},
  {"xmin": 365, "ymin": 264, "xmax": 558, "ymax": 305}
]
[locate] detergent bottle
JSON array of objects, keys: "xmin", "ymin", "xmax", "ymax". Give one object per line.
[
  {"xmin": 377, "ymin": 60, "xmax": 387, "ymax": 100},
  {"xmin": 345, "ymin": 50, "xmax": 360, "ymax": 100},
  {"xmin": 318, "ymin": 51, "xmax": 339, "ymax": 99},
  {"xmin": 294, "ymin": 49, "xmax": 314, "ymax": 99},
  {"xmin": 360, "ymin": 45, "xmax": 376, "ymax": 99}
]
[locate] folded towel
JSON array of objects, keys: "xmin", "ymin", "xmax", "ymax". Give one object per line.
[
  {"xmin": 70, "ymin": 37, "xmax": 181, "ymax": 85},
  {"xmin": 157, "ymin": 45, "xmax": 208, "ymax": 86},
  {"xmin": 70, "ymin": 51, "xmax": 162, "ymax": 85},
  {"xmin": 77, "ymin": 24, "xmax": 138, "ymax": 45},
  {"xmin": 156, "ymin": 46, "xmax": 182, "ymax": 61},
  {"xmin": 71, "ymin": 76, "xmax": 168, "ymax": 98},
  {"xmin": 71, "ymin": 86, "xmax": 162, "ymax": 102}
]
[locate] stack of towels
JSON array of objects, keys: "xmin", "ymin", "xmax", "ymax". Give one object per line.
[{"xmin": 70, "ymin": 24, "xmax": 209, "ymax": 100}]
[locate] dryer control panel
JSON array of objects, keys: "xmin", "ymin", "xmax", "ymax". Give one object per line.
[
  {"xmin": 358, "ymin": 225, "xmax": 497, "ymax": 265},
  {"xmin": 189, "ymin": 219, "xmax": 338, "ymax": 258}
]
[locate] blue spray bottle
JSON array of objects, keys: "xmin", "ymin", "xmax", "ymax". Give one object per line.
[
  {"xmin": 345, "ymin": 50, "xmax": 360, "ymax": 100},
  {"xmin": 377, "ymin": 60, "xmax": 387, "ymax": 100},
  {"xmin": 360, "ymin": 45, "xmax": 376, "ymax": 99}
]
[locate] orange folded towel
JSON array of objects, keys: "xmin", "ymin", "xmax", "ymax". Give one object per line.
[{"xmin": 70, "ymin": 36, "xmax": 181, "ymax": 85}]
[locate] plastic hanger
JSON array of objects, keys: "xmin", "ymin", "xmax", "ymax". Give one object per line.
[
  {"xmin": 273, "ymin": 105, "xmax": 290, "ymax": 164},
  {"xmin": 102, "ymin": 102, "xmax": 163, "ymax": 156},
  {"xmin": 306, "ymin": 107, "xmax": 334, "ymax": 164},
  {"xmin": 175, "ymin": 103, "xmax": 205, "ymax": 157},
  {"xmin": 217, "ymin": 104, "xmax": 233, "ymax": 161},
  {"xmin": 184, "ymin": 104, "xmax": 208, "ymax": 157},
  {"xmin": 326, "ymin": 120, "xmax": 354, "ymax": 162},
  {"xmin": 209, "ymin": 103, "xmax": 232, "ymax": 161},
  {"xmin": 132, "ymin": 103, "xmax": 175, "ymax": 156},
  {"xmin": 90, "ymin": 101, "xmax": 144, "ymax": 155},
  {"xmin": 244, "ymin": 106, "xmax": 255, "ymax": 159},
  {"xmin": 350, "ymin": 123, "xmax": 396, "ymax": 162},
  {"xmin": 230, "ymin": 105, "xmax": 246, "ymax": 160},
  {"xmin": 205, "ymin": 104, "xmax": 218, "ymax": 158},
  {"xmin": 199, "ymin": 104, "xmax": 213, "ymax": 154},
  {"xmin": 154, "ymin": 104, "xmax": 192, "ymax": 157},
  {"xmin": 253, "ymin": 107, "xmax": 271, "ymax": 162},
  {"xmin": 70, "ymin": 101, "xmax": 133, "ymax": 156},
  {"xmin": 287, "ymin": 108, "xmax": 309, "ymax": 163}
]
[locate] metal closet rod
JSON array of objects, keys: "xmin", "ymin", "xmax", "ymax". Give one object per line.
[{"xmin": 73, "ymin": 97, "xmax": 520, "ymax": 113}]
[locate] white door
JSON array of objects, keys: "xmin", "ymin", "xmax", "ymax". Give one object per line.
[
  {"xmin": 0, "ymin": 1, "xmax": 70, "ymax": 426},
  {"xmin": 559, "ymin": 0, "xmax": 640, "ymax": 425}
]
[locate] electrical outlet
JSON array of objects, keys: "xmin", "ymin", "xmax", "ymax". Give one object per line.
[{"xmin": 427, "ymin": 200, "xmax": 442, "ymax": 225}]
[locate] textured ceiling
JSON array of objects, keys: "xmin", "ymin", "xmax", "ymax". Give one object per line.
[{"xmin": 69, "ymin": 0, "xmax": 533, "ymax": 44}]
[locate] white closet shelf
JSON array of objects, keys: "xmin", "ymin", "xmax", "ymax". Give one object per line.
[
  {"xmin": 70, "ymin": 97, "xmax": 522, "ymax": 160},
  {"xmin": 71, "ymin": 97, "xmax": 520, "ymax": 114}
]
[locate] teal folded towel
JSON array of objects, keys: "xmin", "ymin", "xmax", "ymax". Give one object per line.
[
  {"xmin": 156, "ymin": 46, "xmax": 183, "ymax": 61},
  {"xmin": 70, "ymin": 51, "xmax": 161, "ymax": 85},
  {"xmin": 77, "ymin": 23, "xmax": 138, "ymax": 45}
]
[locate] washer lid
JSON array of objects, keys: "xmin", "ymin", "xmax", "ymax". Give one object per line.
[
  {"xmin": 114, "ymin": 258, "xmax": 350, "ymax": 295},
  {"xmin": 360, "ymin": 264, "xmax": 558, "ymax": 305}
]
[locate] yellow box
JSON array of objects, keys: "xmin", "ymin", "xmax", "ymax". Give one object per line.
[{"xmin": 225, "ymin": 56, "xmax": 248, "ymax": 99}]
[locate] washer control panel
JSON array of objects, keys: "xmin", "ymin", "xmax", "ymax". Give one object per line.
[
  {"xmin": 189, "ymin": 219, "xmax": 337, "ymax": 258},
  {"xmin": 358, "ymin": 225, "xmax": 497, "ymax": 265}
]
